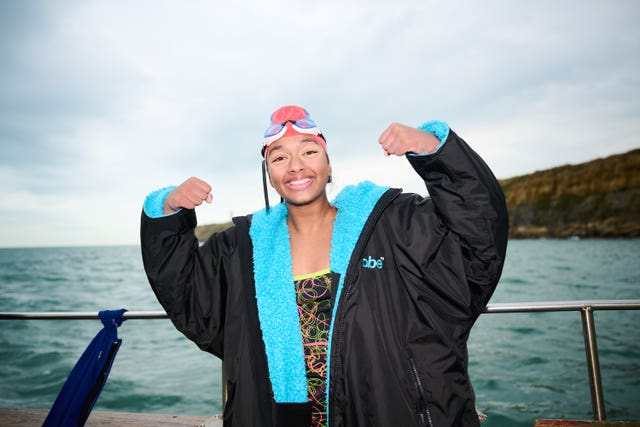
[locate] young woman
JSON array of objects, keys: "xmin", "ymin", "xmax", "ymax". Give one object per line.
[{"xmin": 141, "ymin": 105, "xmax": 509, "ymax": 427}]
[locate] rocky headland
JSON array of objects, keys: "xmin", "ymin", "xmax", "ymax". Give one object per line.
[{"xmin": 502, "ymin": 148, "xmax": 639, "ymax": 238}]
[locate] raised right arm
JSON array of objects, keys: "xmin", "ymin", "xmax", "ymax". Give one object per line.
[{"xmin": 140, "ymin": 180, "xmax": 232, "ymax": 358}]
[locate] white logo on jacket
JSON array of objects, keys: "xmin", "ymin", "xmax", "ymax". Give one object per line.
[{"xmin": 362, "ymin": 256, "xmax": 384, "ymax": 269}]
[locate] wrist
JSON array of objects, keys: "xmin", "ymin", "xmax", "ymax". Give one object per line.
[
  {"xmin": 417, "ymin": 120, "xmax": 449, "ymax": 144},
  {"xmin": 143, "ymin": 186, "xmax": 177, "ymax": 218},
  {"xmin": 163, "ymin": 198, "xmax": 177, "ymax": 215},
  {"xmin": 408, "ymin": 120, "xmax": 449, "ymax": 156}
]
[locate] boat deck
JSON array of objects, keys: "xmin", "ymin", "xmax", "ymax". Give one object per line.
[
  {"xmin": 534, "ymin": 421, "xmax": 640, "ymax": 427},
  {"xmin": 2, "ymin": 409, "xmax": 639, "ymax": 426},
  {"xmin": 0, "ymin": 408, "xmax": 222, "ymax": 427}
]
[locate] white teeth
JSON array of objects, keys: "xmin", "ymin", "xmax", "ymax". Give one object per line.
[{"xmin": 289, "ymin": 178, "xmax": 311, "ymax": 186}]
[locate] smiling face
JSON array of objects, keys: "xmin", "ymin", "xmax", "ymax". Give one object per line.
[{"xmin": 266, "ymin": 134, "xmax": 332, "ymax": 207}]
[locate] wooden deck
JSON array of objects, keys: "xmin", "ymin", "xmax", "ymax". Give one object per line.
[
  {"xmin": 0, "ymin": 408, "xmax": 222, "ymax": 427},
  {"xmin": 534, "ymin": 420, "xmax": 640, "ymax": 427},
  {"xmin": 4, "ymin": 409, "xmax": 639, "ymax": 426}
]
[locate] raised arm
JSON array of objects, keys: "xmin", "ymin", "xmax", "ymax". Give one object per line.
[
  {"xmin": 380, "ymin": 121, "xmax": 509, "ymax": 310},
  {"xmin": 140, "ymin": 177, "xmax": 231, "ymax": 357}
]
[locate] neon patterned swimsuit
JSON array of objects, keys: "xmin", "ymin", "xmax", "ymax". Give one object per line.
[{"xmin": 294, "ymin": 268, "xmax": 332, "ymax": 427}]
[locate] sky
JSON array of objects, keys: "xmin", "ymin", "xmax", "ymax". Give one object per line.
[{"xmin": 1, "ymin": 1, "xmax": 639, "ymax": 248}]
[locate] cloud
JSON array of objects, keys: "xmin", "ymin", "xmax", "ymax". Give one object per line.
[{"xmin": 0, "ymin": 0, "xmax": 639, "ymax": 247}]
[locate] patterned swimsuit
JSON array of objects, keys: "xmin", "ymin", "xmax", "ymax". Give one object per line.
[{"xmin": 293, "ymin": 269, "xmax": 333, "ymax": 427}]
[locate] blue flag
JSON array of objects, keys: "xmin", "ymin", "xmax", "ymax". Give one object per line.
[{"xmin": 42, "ymin": 309, "xmax": 126, "ymax": 427}]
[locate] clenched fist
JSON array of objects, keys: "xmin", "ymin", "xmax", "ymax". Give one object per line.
[
  {"xmin": 163, "ymin": 177, "xmax": 213, "ymax": 214},
  {"xmin": 378, "ymin": 123, "xmax": 440, "ymax": 156}
]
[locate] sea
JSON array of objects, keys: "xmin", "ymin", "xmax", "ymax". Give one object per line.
[{"xmin": 1, "ymin": 239, "xmax": 639, "ymax": 426}]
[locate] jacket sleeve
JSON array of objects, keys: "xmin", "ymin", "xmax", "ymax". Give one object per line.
[
  {"xmin": 407, "ymin": 128, "xmax": 509, "ymax": 314},
  {"xmin": 140, "ymin": 208, "xmax": 238, "ymax": 358}
]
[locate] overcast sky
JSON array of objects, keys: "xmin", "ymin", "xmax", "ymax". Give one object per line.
[{"xmin": 1, "ymin": 1, "xmax": 638, "ymax": 248}]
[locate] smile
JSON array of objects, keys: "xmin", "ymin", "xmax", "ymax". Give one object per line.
[{"xmin": 286, "ymin": 178, "xmax": 313, "ymax": 191}]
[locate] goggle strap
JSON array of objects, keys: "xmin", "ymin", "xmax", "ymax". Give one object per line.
[{"xmin": 261, "ymin": 160, "xmax": 270, "ymax": 212}]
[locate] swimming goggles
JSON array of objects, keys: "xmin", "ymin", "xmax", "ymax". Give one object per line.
[{"xmin": 263, "ymin": 118, "xmax": 322, "ymax": 146}]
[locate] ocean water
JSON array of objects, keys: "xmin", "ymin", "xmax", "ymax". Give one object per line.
[{"xmin": 0, "ymin": 240, "xmax": 639, "ymax": 426}]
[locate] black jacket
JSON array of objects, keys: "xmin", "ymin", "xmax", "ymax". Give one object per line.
[{"xmin": 140, "ymin": 129, "xmax": 508, "ymax": 427}]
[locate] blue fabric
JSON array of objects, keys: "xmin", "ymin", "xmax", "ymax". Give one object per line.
[
  {"xmin": 143, "ymin": 186, "xmax": 176, "ymax": 218},
  {"xmin": 250, "ymin": 202, "xmax": 306, "ymax": 403},
  {"xmin": 42, "ymin": 309, "xmax": 126, "ymax": 427},
  {"xmin": 409, "ymin": 120, "xmax": 449, "ymax": 156},
  {"xmin": 249, "ymin": 181, "xmax": 388, "ymax": 405}
]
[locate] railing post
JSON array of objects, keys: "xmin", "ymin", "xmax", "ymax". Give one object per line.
[{"xmin": 580, "ymin": 306, "xmax": 606, "ymax": 421}]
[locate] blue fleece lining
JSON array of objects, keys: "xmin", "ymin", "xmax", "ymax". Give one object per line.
[
  {"xmin": 250, "ymin": 203, "xmax": 306, "ymax": 402},
  {"xmin": 249, "ymin": 181, "xmax": 388, "ymax": 406},
  {"xmin": 143, "ymin": 186, "xmax": 177, "ymax": 218},
  {"xmin": 408, "ymin": 120, "xmax": 449, "ymax": 156}
]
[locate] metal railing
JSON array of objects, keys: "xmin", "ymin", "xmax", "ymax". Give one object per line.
[
  {"xmin": 2, "ymin": 299, "xmax": 639, "ymax": 421},
  {"xmin": 484, "ymin": 299, "xmax": 640, "ymax": 421}
]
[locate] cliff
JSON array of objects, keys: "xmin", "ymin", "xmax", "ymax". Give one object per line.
[
  {"xmin": 195, "ymin": 148, "xmax": 640, "ymax": 241},
  {"xmin": 501, "ymin": 148, "xmax": 640, "ymax": 238}
]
